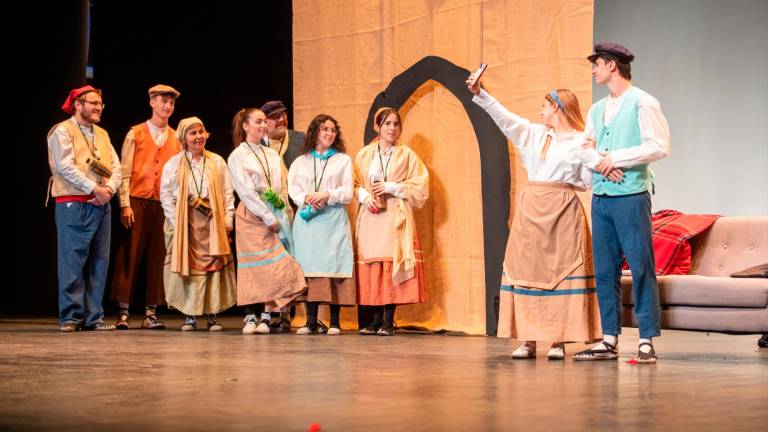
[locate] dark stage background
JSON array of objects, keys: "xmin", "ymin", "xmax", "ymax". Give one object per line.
[{"xmin": 8, "ymin": 0, "xmax": 294, "ymax": 315}]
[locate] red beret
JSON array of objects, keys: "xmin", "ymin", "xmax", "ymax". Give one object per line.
[{"xmin": 61, "ymin": 85, "xmax": 98, "ymax": 114}]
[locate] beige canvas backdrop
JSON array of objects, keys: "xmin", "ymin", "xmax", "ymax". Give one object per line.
[{"xmin": 293, "ymin": 0, "xmax": 593, "ymax": 335}]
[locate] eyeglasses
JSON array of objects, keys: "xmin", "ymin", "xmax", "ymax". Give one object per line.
[
  {"xmin": 320, "ymin": 126, "xmax": 338, "ymax": 135},
  {"xmin": 78, "ymin": 99, "xmax": 106, "ymax": 109},
  {"xmin": 267, "ymin": 112, "xmax": 286, "ymax": 120}
]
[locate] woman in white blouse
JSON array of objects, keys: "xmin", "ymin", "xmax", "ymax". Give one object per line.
[
  {"xmin": 468, "ymin": 76, "xmax": 623, "ymax": 360},
  {"xmin": 288, "ymin": 114, "xmax": 355, "ymax": 335},
  {"xmin": 228, "ymin": 108, "xmax": 307, "ymax": 335},
  {"xmin": 354, "ymin": 108, "xmax": 429, "ymax": 336},
  {"xmin": 160, "ymin": 117, "xmax": 236, "ymax": 331}
]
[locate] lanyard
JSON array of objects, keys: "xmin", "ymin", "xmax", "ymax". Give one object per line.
[
  {"xmin": 76, "ymin": 123, "xmax": 99, "ymax": 160},
  {"xmin": 376, "ymin": 143, "xmax": 393, "ymax": 181},
  {"xmin": 248, "ymin": 142, "xmax": 273, "ymax": 188},
  {"xmin": 184, "ymin": 151, "xmax": 206, "ymax": 197}
]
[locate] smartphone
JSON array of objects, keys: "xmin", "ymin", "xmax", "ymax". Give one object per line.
[{"xmin": 467, "ymin": 63, "xmax": 488, "ymax": 87}]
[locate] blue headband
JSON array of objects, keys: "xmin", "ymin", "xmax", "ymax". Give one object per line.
[{"xmin": 549, "ymin": 90, "xmax": 565, "ymax": 111}]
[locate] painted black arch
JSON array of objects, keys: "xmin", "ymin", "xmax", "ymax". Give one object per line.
[{"xmin": 363, "ymin": 55, "xmax": 510, "ymax": 335}]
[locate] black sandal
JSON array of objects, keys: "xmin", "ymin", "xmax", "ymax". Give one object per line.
[
  {"xmin": 637, "ymin": 342, "xmax": 657, "ymax": 364},
  {"xmin": 574, "ymin": 341, "xmax": 619, "ymax": 361}
]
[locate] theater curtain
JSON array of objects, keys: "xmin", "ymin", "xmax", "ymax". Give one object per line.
[{"xmin": 293, "ymin": 0, "xmax": 593, "ymax": 335}]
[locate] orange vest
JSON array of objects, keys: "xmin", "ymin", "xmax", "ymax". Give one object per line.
[{"xmin": 129, "ymin": 122, "xmax": 180, "ymax": 200}]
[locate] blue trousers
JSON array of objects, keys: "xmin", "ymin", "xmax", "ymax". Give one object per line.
[
  {"xmin": 592, "ymin": 192, "xmax": 660, "ymax": 339},
  {"xmin": 55, "ymin": 201, "xmax": 112, "ymax": 326}
]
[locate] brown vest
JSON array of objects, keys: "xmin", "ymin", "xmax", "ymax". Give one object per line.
[
  {"xmin": 129, "ymin": 122, "xmax": 180, "ymax": 200},
  {"xmin": 47, "ymin": 119, "xmax": 114, "ymax": 197}
]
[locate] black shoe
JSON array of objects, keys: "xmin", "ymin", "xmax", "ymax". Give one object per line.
[
  {"xmin": 269, "ymin": 317, "xmax": 291, "ymax": 333},
  {"xmin": 759, "ymin": 334, "xmax": 768, "ymax": 348},
  {"xmin": 376, "ymin": 326, "xmax": 395, "ymax": 336},
  {"xmin": 359, "ymin": 326, "xmax": 379, "ymax": 335},
  {"xmin": 637, "ymin": 342, "xmax": 657, "ymax": 364}
]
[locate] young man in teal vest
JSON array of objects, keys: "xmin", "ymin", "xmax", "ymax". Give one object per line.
[{"xmin": 574, "ymin": 43, "xmax": 671, "ymax": 363}]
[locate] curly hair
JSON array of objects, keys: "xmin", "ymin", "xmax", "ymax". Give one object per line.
[{"xmin": 303, "ymin": 114, "xmax": 346, "ymax": 154}]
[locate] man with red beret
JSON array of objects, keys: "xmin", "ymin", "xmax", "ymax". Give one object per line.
[
  {"xmin": 111, "ymin": 84, "xmax": 182, "ymax": 330},
  {"xmin": 47, "ymin": 85, "xmax": 122, "ymax": 331},
  {"xmin": 574, "ymin": 43, "xmax": 671, "ymax": 363}
]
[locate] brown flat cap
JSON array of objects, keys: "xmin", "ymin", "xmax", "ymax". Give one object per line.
[
  {"xmin": 148, "ymin": 84, "xmax": 180, "ymax": 98},
  {"xmin": 587, "ymin": 42, "xmax": 635, "ymax": 63}
]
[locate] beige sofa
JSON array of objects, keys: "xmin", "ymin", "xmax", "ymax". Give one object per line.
[{"xmin": 621, "ymin": 216, "xmax": 768, "ymax": 344}]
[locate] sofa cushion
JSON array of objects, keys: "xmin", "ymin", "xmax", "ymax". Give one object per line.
[
  {"xmin": 621, "ymin": 275, "xmax": 768, "ymax": 308},
  {"xmin": 622, "ymin": 306, "xmax": 768, "ymax": 333},
  {"xmin": 690, "ymin": 217, "xmax": 768, "ymax": 276}
]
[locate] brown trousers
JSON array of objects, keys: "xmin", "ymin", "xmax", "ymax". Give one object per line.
[{"xmin": 111, "ymin": 198, "xmax": 166, "ymax": 306}]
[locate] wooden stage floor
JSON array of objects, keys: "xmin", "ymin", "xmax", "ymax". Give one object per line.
[{"xmin": 1, "ymin": 316, "xmax": 766, "ymax": 431}]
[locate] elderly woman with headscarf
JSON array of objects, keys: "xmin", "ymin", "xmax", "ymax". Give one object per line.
[{"xmin": 160, "ymin": 116, "xmax": 236, "ymax": 331}]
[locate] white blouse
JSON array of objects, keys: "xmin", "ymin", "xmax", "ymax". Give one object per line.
[
  {"xmin": 355, "ymin": 144, "xmax": 406, "ymax": 204},
  {"xmin": 228, "ymin": 141, "xmax": 285, "ymax": 226},
  {"xmin": 159, "ymin": 151, "xmax": 235, "ymax": 229},
  {"xmin": 287, "ymin": 152, "xmax": 353, "ymax": 207},
  {"xmin": 473, "ymin": 89, "xmax": 592, "ymax": 189}
]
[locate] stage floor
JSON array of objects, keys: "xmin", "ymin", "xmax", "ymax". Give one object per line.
[{"xmin": 1, "ymin": 316, "xmax": 766, "ymax": 431}]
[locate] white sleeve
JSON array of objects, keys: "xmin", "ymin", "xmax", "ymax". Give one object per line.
[
  {"xmin": 48, "ymin": 126, "xmax": 97, "ymax": 194},
  {"xmin": 327, "ymin": 157, "xmax": 354, "ymax": 205},
  {"xmin": 228, "ymin": 151, "xmax": 277, "ymax": 226},
  {"xmin": 356, "ymin": 186, "xmax": 372, "ymax": 205},
  {"xmin": 383, "ymin": 181, "xmax": 404, "ymax": 198},
  {"xmin": 118, "ymin": 130, "xmax": 135, "ymax": 207},
  {"xmin": 219, "ymin": 158, "xmax": 235, "ymax": 229},
  {"xmin": 610, "ymin": 95, "xmax": 671, "ymax": 168},
  {"xmin": 287, "ymin": 160, "xmax": 308, "ymax": 207},
  {"xmin": 472, "ymin": 89, "xmax": 542, "ymax": 159},
  {"xmin": 106, "ymin": 141, "xmax": 122, "ymax": 195},
  {"xmin": 159, "ymin": 157, "xmax": 178, "ymax": 228}
]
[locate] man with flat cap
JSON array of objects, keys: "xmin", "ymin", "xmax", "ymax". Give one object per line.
[
  {"xmin": 261, "ymin": 100, "xmax": 305, "ymax": 168},
  {"xmin": 574, "ymin": 43, "xmax": 670, "ymax": 363},
  {"xmin": 111, "ymin": 84, "xmax": 182, "ymax": 330},
  {"xmin": 259, "ymin": 100, "xmax": 307, "ymax": 332},
  {"xmin": 47, "ymin": 85, "xmax": 121, "ymax": 331}
]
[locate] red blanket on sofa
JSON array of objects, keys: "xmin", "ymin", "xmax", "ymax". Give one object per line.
[{"xmin": 623, "ymin": 210, "xmax": 720, "ymax": 275}]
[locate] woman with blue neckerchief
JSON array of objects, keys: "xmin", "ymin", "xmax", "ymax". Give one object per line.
[
  {"xmin": 468, "ymin": 74, "xmax": 625, "ymax": 360},
  {"xmin": 288, "ymin": 114, "xmax": 355, "ymax": 335},
  {"xmin": 228, "ymin": 108, "xmax": 307, "ymax": 335}
]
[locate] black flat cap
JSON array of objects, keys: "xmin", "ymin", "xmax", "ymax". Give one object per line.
[
  {"xmin": 260, "ymin": 100, "xmax": 288, "ymax": 117},
  {"xmin": 588, "ymin": 42, "xmax": 635, "ymax": 63}
]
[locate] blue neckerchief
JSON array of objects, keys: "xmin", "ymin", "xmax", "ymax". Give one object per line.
[
  {"xmin": 309, "ymin": 148, "xmax": 338, "ymax": 160},
  {"xmin": 259, "ymin": 137, "xmax": 270, "ymax": 147}
]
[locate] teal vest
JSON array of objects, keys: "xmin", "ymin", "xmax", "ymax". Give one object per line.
[{"xmin": 590, "ymin": 87, "xmax": 652, "ymax": 196}]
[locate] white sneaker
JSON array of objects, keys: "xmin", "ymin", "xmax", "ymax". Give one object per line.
[
  {"xmin": 242, "ymin": 314, "xmax": 258, "ymax": 335},
  {"xmin": 547, "ymin": 344, "xmax": 565, "ymax": 360},
  {"xmin": 255, "ymin": 319, "xmax": 271, "ymax": 334},
  {"xmin": 511, "ymin": 343, "xmax": 536, "ymax": 359},
  {"xmin": 296, "ymin": 326, "xmax": 315, "ymax": 335},
  {"xmin": 327, "ymin": 327, "xmax": 342, "ymax": 336},
  {"xmin": 181, "ymin": 316, "xmax": 197, "ymax": 331}
]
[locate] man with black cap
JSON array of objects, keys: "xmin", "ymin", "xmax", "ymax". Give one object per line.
[
  {"xmin": 259, "ymin": 100, "xmax": 306, "ymax": 332},
  {"xmin": 110, "ymin": 84, "xmax": 182, "ymax": 330},
  {"xmin": 574, "ymin": 43, "xmax": 670, "ymax": 363},
  {"xmin": 260, "ymin": 100, "xmax": 305, "ymax": 168},
  {"xmin": 47, "ymin": 85, "xmax": 122, "ymax": 331}
]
